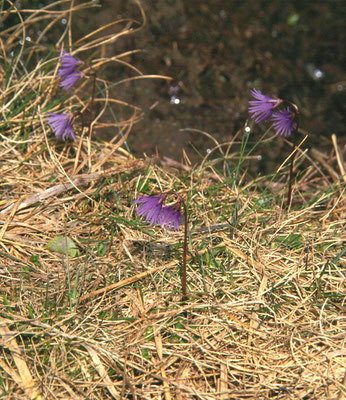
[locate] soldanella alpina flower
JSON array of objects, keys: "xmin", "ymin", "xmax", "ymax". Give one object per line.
[
  {"xmin": 159, "ymin": 204, "xmax": 183, "ymax": 231},
  {"xmin": 248, "ymin": 88, "xmax": 282, "ymax": 123},
  {"xmin": 134, "ymin": 195, "xmax": 165, "ymax": 227},
  {"xmin": 58, "ymin": 51, "xmax": 83, "ymax": 91},
  {"xmin": 134, "ymin": 194, "xmax": 183, "ymax": 231},
  {"xmin": 248, "ymin": 88, "xmax": 299, "ymax": 137},
  {"xmin": 248, "ymin": 88, "xmax": 301, "ymax": 208},
  {"xmin": 134, "ymin": 192, "xmax": 188, "ymax": 299},
  {"xmin": 46, "ymin": 112, "xmax": 75, "ymax": 140},
  {"xmin": 271, "ymin": 107, "xmax": 296, "ymax": 137}
]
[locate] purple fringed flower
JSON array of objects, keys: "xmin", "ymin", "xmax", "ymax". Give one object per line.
[
  {"xmin": 59, "ymin": 71, "xmax": 83, "ymax": 92},
  {"xmin": 58, "ymin": 51, "xmax": 83, "ymax": 91},
  {"xmin": 46, "ymin": 112, "xmax": 75, "ymax": 140},
  {"xmin": 248, "ymin": 88, "xmax": 282, "ymax": 123},
  {"xmin": 160, "ymin": 205, "xmax": 183, "ymax": 230},
  {"xmin": 134, "ymin": 195, "xmax": 165, "ymax": 227},
  {"xmin": 271, "ymin": 107, "xmax": 296, "ymax": 137},
  {"xmin": 134, "ymin": 195, "xmax": 183, "ymax": 231}
]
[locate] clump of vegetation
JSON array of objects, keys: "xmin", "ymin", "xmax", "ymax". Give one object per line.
[{"xmin": 0, "ymin": 1, "xmax": 345, "ymax": 399}]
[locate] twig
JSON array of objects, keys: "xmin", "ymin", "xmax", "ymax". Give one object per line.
[
  {"xmin": 0, "ymin": 159, "xmax": 144, "ymax": 217},
  {"xmin": 161, "ymin": 156, "xmax": 221, "ymax": 181},
  {"xmin": 77, "ymin": 260, "xmax": 180, "ymax": 304}
]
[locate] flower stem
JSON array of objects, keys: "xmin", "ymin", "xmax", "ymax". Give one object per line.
[
  {"xmin": 173, "ymin": 192, "xmax": 188, "ymax": 301},
  {"xmin": 87, "ymin": 72, "xmax": 96, "ymax": 141},
  {"xmin": 286, "ymin": 136, "xmax": 296, "ymax": 208},
  {"xmin": 182, "ymin": 201, "xmax": 188, "ymax": 302},
  {"xmin": 284, "ymin": 101, "xmax": 300, "ymax": 209}
]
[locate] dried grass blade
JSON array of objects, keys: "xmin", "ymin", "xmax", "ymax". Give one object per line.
[
  {"xmin": 78, "ymin": 260, "xmax": 178, "ymax": 304},
  {"xmin": 86, "ymin": 346, "xmax": 121, "ymax": 400},
  {"xmin": 0, "ymin": 160, "xmax": 144, "ymax": 217},
  {"xmin": 154, "ymin": 328, "xmax": 172, "ymax": 400},
  {"xmin": 332, "ymin": 133, "xmax": 346, "ymax": 183},
  {"xmin": 0, "ymin": 320, "xmax": 42, "ymax": 400}
]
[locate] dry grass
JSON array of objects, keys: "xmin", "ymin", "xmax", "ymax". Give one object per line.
[
  {"xmin": 1, "ymin": 1, "xmax": 345, "ymax": 399},
  {"xmin": 0, "ymin": 131, "xmax": 345, "ymax": 399}
]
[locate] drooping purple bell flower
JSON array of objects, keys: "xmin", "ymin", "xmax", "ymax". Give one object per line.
[
  {"xmin": 271, "ymin": 107, "xmax": 296, "ymax": 137},
  {"xmin": 58, "ymin": 51, "xmax": 83, "ymax": 92},
  {"xmin": 46, "ymin": 112, "xmax": 75, "ymax": 140},
  {"xmin": 134, "ymin": 194, "xmax": 183, "ymax": 231},
  {"xmin": 248, "ymin": 88, "xmax": 282, "ymax": 123}
]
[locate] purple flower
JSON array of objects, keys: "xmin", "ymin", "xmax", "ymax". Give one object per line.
[
  {"xmin": 134, "ymin": 195, "xmax": 165, "ymax": 226},
  {"xmin": 58, "ymin": 51, "xmax": 83, "ymax": 91},
  {"xmin": 46, "ymin": 112, "xmax": 76, "ymax": 140},
  {"xmin": 248, "ymin": 88, "xmax": 282, "ymax": 123},
  {"xmin": 160, "ymin": 205, "xmax": 183, "ymax": 230},
  {"xmin": 271, "ymin": 107, "xmax": 296, "ymax": 137},
  {"xmin": 134, "ymin": 195, "xmax": 183, "ymax": 231},
  {"xmin": 58, "ymin": 51, "xmax": 82, "ymax": 77},
  {"xmin": 59, "ymin": 71, "xmax": 83, "ymax": 92}
]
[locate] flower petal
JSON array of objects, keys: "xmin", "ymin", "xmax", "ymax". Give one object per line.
[
  {"xmin": 271, "ymin": 107, "xmax": 296, "ymax": 137},
  {"xmin": 46, "ymin": 112, "xmax": 75, "ymax": 140},
  {"xmin": 248, "ymin": 88, "xmax": 281, "ymax": 123}
]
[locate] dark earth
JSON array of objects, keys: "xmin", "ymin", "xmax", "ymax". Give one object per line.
[
  {"xmin": 86, "ymin": 0, "xmax": 345, "ymax": 172},
  {"xmin": 9, "ymin": 0, "xmax": 346, "ymax": 172}
]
